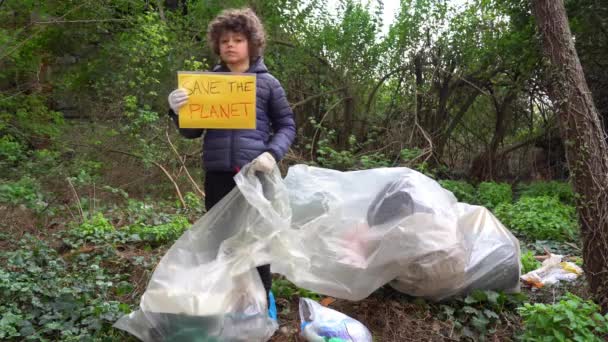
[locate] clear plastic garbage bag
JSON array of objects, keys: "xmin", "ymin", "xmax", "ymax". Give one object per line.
[
  {"xmin": 271, "ymin": 165, "xmax": 521, "ymax": 301},
  {"xmin": 115, "ymin": 164, "xmax": 521, "ymax": 341},
  {"xmin": 114, "ymin": 166, "xmax": 287, "ymax": 341},
  {"xmin": 299, "ymin": 298, "xmax": 372, "ymax": 342}
]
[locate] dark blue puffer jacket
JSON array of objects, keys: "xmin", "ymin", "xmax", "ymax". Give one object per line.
[{"xmin": 168, "ymin": 57, "xmax": 296, "ymax": 172}]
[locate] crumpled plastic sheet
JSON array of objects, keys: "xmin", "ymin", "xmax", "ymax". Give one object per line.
[
  {"xmin": 115, "ymin": 164, "xmax": 521, "ymax": 341},
  {"xmin": 299, "ymin": 298, "xmax": 372, "ymax": 342},
  {"xmin": 521, "ymin": 253, "xmax": 583, "ymax": 288}
]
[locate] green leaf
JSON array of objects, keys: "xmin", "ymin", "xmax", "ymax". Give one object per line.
[
  {"xmin": 471, "ymin": 315, "xmax": 490, "ymax": 332},
  {"xmin": 464, "ymin": 295, "xmax": 478, "ymax": 304},
  {"xmin": 483, "ymin": 309, "xmax": 500, "ymax": 320},
  {"xmin": 463, "ymin": 306, "xmax": 480, "ymax": 315},
  {"xmin": 486, "ymin": 291, "xmax": 500, "ymax": 305}
]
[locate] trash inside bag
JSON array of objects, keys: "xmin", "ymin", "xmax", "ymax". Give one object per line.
[
  {"xmin": 273, "ymin": 166, "xmax": 521, "ymax": 301},
  {"xmin": 299, "ymin": 298, "xmax": 372, "ymax": 342},
  {"xmin": 521, "ymin": 253, "xmax": 583, "ymax": 288},
  {"xmin": 114, "ymin": 167, "xmax": 286, "ymax": 341},
  {"xmin": 115, "ymin": 164, "xmax": 521, "ymax": 341}
]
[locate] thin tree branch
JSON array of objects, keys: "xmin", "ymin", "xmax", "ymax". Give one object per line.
[
  {"xmin": 365, "ymin": 65, "xmax": 409, "ymax": 114},
  {"xmin": 67, "ymin": 178, "xmax": 85, "ymax": 222},
  {"xmin": 434, "ymin": 67, "xmax": 492, "ymax": 96},
  {"xmin": 310, "ymin": 98, "xmax": 346, "ymax": 161},
  {"xmin": 290, "ymin": 87, "xmax": 347, "ymax": 108},
  {"xmin": 499, "ymin": 125, "xmax": 556, "ymax": 156},
  {"xmin": 156, "ymin": 0, "xmax": 166, "ymax": 22},
  {"xmin": 92, "ymin": 146, "xmax": 187, "ymax": 208},
  {"xmin": 165, "ymin": 128, "xmax": 205, "ymax": 198},
  {"xmin": 0, "ymin": 1, "xmax": 89, "ymax": 62},
  {"xmin": 443, "ymin": 90, "xmax": 481, "ymax": 139},
  {"xmin": 114, "ymin": 150, "xmax": 185, "ymax": 208},
  {"xmin": 33, "ymin": 19, "xmax": 128, "ymax": 24}
]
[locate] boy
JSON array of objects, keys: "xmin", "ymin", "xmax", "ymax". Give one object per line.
[{"xmin": 166, "ymin": 8, "xmax": 295, "ymax": 312}]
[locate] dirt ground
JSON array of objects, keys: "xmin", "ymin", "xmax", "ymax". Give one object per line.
[{"xmin": 269, "ymin": 287, "xmax": 518, "ymax": 342}]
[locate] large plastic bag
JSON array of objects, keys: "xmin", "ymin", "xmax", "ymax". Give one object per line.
[
  {"xmin": 271, "ymin": 165, "xmax": 521, "ymax": 301},
  {"xmin": 116, "ymin": 164, "xmax": 521, "ymax": 341},
  {"xmin": 114, "ymin": 167, "xmax": 288, "ymax": 341}
]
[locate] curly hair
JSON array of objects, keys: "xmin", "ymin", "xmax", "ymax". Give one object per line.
[{"xmin": 207, "ymin": 8, "xmax": 266, "ymax": 59}]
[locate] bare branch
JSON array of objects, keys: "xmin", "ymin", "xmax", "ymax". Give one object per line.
[
  {"xmin": 165, "ymin": 128, "xmax": 205, "ymax": 198},
  {"xmin": 156, "ymin": 0, "xmax": 166, "ymax": 22},
  {"xmin": 310, "ymin": 98, "xmax": 346, "ymax": 161},
  {"xmin": 66, "ymin": 178, "xmax": 85, "ymax": 222},
  {"xmin": 94, "ymin": 146, "xmax": 187, "ymax": 208},
  {"xmin": 33, "ymin": 19, "xmax": 127, "ymax": 24},
  {"xmin": 0, "ymin": 1, "xmax": 89, "ymax": 62},
  {"xmin": 291, "ymin": 87, "xmax": 347, "ymax": 108}
]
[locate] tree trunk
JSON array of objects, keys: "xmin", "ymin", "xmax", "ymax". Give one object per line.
[
  {"xmin": 339, "ymin": 87, "xmax": 354, "ymax": 150},
  {"xmin": 532, "ymin": 0, "xmax": 608, "ymax": 310}
]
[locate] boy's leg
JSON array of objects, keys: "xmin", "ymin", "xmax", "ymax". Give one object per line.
[
  {"xmin": 205, "ymin": 172, "xmax": 274, "ymax": 299},
  {"xmin": 204, "ymin": 171, "xmax": 237, "ymax": 211},
  {"xmin": 256, "ymin": 265, "xmax": 272, "ymax": 296},
  {"xmin": 257, "ymin": 264, "xmax": 275, "ymax": 320}
]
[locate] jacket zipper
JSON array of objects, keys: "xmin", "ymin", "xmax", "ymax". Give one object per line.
[{"xmin": 230, "ymin": 130, "xmax": 237, "ymax": 172}]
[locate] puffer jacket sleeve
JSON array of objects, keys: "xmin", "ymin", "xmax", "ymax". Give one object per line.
[
  {"xmin": 266, "ymin": 78, "xmax": 296, "ymax": 160},
  {"xmin": 167, "ymin": 109, "xmax": 204, "ymax": 139}
]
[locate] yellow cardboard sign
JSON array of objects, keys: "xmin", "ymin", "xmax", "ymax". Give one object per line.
[{"xmin": 177, "ymin": 72, "xmax": 256, "ymax": 129}]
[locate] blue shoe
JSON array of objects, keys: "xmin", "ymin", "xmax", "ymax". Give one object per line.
[{"xmin": 268, "ymin": 291, "xmax": 277, "ymax": 321}]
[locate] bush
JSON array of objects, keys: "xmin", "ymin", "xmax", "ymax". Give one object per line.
[
  {"xmin": 0, "ymin": 135, "xmax": 25, "ymax": 165},
  {"xmin": 521, "ymin": 250, "xmax": 541, "ymax": 274},
  {"xmin": 494, "ymin": 196, "xmax": 578, "ymax": 241},
  {"xmin": 0, "ymin": 235, "xmax": 132, "ymax": 341},
  {"xmin": 73, "ymin": 212, "xmax": 115, "ymax": 239},
  {"xmin": 518, "ymin": 293, "xmax": 608, "ymax": 341},
  {"xmin": 477, "ymin": 182, "xmax": 512, "ymax": 210},
  {"xmin": 516, "ymin": 181, "xmax": 576, "ymax": 205},
  {"xmin": 0, "ymin": 176, "xmax": 46, "ymax": 211},
  {"xmin": 129, "ymin": 215, "xmax": 190, "ymax": 243},
  {"xmin": 177, "ymin": 191, "xmax": 205, "ymax": 217},
  {"xmin": 271, "ymin": 277, "xmax": 320, "ymax": 301},
  {"xmin": 0, "ymin": 94, "xmax": 64, "ymax": 149},
  {"xmin": 439, "ymin": 180, "xmax": 476, "ymax": 203},
  {"xmin": 438, "ymin": 290, "xmax": 526, "ymax": 339}
]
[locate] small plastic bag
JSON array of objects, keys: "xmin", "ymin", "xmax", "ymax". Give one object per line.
[
  {"xmin": 521, "ymin": 253, "xmax": 583, "ymax": 288},
  {"xmin": 299, "ymin": 298, "xmax": 372, "ymax": 342}
]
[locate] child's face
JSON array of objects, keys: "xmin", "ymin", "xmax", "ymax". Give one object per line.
[{"xmin": 219, "ymin": 31, "xmax": 249, "ymax": 66}]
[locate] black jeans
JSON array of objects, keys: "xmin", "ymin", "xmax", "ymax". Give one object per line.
[{"xmin": 204, "ymin": 171, "xmax": 273, "ymax": 298}]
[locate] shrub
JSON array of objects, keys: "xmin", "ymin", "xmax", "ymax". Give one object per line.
[
  {"xmin": 438, "ymin": 290, "xmax": 526, "ymax": 339},
  {"xmin": 0, "ymin": 235, "xmax": 131, "ymax": 341},
  {"xmin": 516, "ymin": 181, "xmax": 576, "ymax": 205},
  {"xmin": 129, "ymin": 215, "xmax": 190, "ymax": 243},
  {"xmin": 477, "ymin": 182, "xmax": 512, "ymax": 210},
  {"xmin": 271, "ymin": 277, "xmax": 320, "ymax": 301},
  {"xmin": 494, "ymin": 196, "xmax": 578, "ymax": 241},
  {"xmin": 439, "ymin": 180, "xmax": 476, "ymax": 203},
  {"xmin": 521, "ymin": 250, "xmax": 541, "ymax": 274},
  {"xmin": 518, "ymin": 293, "xmax": 608, "ymax": 341},
  {"xmin": 72, "ymin": 212, "xmax": 115, "ymax": 239},
  {"xmin": 0, "ymin": 176, "xmax": 46, "ymax": 211},
  {"xmin": 0, "ymin": 135, "xmax": 24, "ymax": 165}
]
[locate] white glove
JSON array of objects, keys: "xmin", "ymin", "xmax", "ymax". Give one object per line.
[
  {"xmin": 168, "ymin": 88, "xmax": 189, "ymax": 113},
  {"xmin": 250, "ymin": 152, "xmax": 276, "ymax": 174}
]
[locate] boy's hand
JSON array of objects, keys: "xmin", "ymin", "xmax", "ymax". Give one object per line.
[
  {"xmin": 250, "ymin": 152, "xmax": 276, "ymax": 174},
  {"xmin": 168, "ymin": 88, "xmax": 189, "ymax": 113}
]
